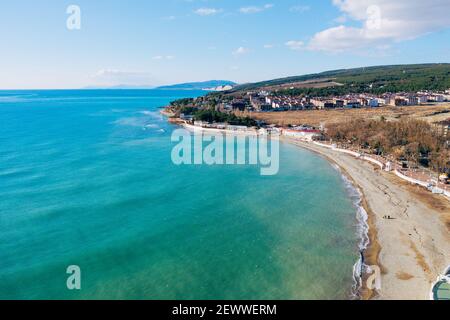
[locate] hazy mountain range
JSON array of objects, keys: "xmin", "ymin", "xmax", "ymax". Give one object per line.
[{"xmin": 83, "ymin": 80, "xmax": 237, "ymax": 90}]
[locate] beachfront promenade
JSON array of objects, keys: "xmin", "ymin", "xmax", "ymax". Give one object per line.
[{"xmin": 312, "ymin": 141, "xmax": 450, "ymax": 200}]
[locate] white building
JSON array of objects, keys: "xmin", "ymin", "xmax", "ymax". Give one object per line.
[
  {"xmin": 408, "ymin": 96, "xmax": 419, "ymax": 106},
  {"xmin": 227, "ymin": 125, "xmax": 249, "ymax": 132},
  {"xmin": 433, "ymin": 95, "xmax": 445, "ymax": 103},
  {"xmin": 282, "ymin": 129, "xmax": 322, "ymax": 141},
  {"xmin": 418, "ymin": 96, "xmax": 428, "ymax": 104}
]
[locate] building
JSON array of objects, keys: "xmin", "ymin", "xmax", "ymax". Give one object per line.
[
  {"xmin": 180, "ymin": 113, "xmax": 194, "ymax": 121},
  {"xmin": 227, "ymin": 125, "xmax": 250, "ymax": 132},
  {"xmin": 418, "ymin": 95, "xmax": 428, "ymax": 104},
  {"xmin": 231, "ymin": 101, "xmax": 247, "ymax": 111},
  {"xmin": 433, "ymin": 95, "xmax": 445, "ymax": 103},
  {"xmin": 282, "ymin": 128, "xmax": 322, "ymax": 141},
  {"xmin": 368, "ymin": 98, "xmax": 379, "ymax": 107},
  {"xmin": 407, "ymin": 96, "xmax": 419, "ymax": 106},
  {"xmin": 324, "ymin": 102, "xmax": 336, "ymax": 109},
  {"xmin": 333, "ymin": 99, "xmax": 345, "ymax": 108},
  {"xmin": 345, "ymin": 100, "xmax": 361, "ymax": 108},
  {"xmin": 311, "ymin": 98, "xmax": 334, "ymax": 109},
  {"xmin": 395, "ymin": 98, "xmax": 408, "ymax": 106}
]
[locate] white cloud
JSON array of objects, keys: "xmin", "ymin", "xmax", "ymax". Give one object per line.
[
  {"xmin": 285, "ymin": 40, "xmax": 304, "ymax": 51},
  {"xmin": 194, "ymin": 8, "xmax": 222, "ymax": 16},
  {"xmin": 290, "ymin": 5, "xmax": 310, "ymax": 13},
  {"xmin": 309, "ymin": 0, "xmax": 450, "ymax": 52},
  {"xmin": 232, "ymin": 47, "xmax": 250, "ymax": 56},
  {"xmin": 263, "ymin": 44, "xmax": 274, "ymax": 49},
  {"xmin": 152, "ymin": 55, "xmax": 175, "ymax": 60},
  {"xmin": 239, "ymin": 4, "xmax": 274, "ymax": 14}
]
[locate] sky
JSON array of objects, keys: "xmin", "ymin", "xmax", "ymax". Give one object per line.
[{"xmin": 1, "ymin": 0, "xmax": 450, "ymax": 89}]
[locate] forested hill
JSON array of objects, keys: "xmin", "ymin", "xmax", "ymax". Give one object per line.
[{"xmin": 230, "ymin": 64, "xmax": 450, "ymax": 95}]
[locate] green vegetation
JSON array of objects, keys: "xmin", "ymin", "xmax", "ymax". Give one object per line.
[
  {"xmin": 169, "ymin": 97, "xmax": 257, "ymax": 127},
  {"xmin": 325, "ymin": 119, "xmax": 450, "ymax": 173},
  {"xmin": 273, "ymin": 86, "xmax": 351, "ymax": 97},
  {"xmin": 232, "ymin": 64, "xmax": 450, "ymax": 96},
  {"xmin": 193, "ymin": 109, "xmax": 257, "ymax": 127},
  {"xmin": 170, "ymin": 98, "xmax": 195, "ymax": 107}
]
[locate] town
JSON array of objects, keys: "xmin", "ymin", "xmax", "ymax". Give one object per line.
[
  {"xmin": 168, "ymin": 87, "xmax": 450, "ymax": 140},
  {"xmin": 222, "ymin": 89, "xmax": 450, "ymax": 112},
  {"xmin": 165, "ymin": 85, "xmax": 450, "ymax": 192}
]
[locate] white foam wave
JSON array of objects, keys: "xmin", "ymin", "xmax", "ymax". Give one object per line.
[
  {"xmin": 113, "ymin": 117, "xmax": 147, "ymax": 127},
  {"xmin": 337, "ymin": 171, "xmax": 370, "ymax": 299}
]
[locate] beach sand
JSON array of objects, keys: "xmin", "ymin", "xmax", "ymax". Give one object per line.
[{"xmin": 285, "ymin": 137, "xmax": 450, "ymax": 300}]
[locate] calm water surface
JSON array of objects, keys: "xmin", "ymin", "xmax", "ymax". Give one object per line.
[{"xmin": 0, "ymin": 90, "xmax": 361, "ymax": 299}]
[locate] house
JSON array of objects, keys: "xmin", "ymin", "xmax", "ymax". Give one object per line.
[
  {"xmin": 334, "ymin": 99, "xmax": 345, "ymax": 108},
  {"xmin": 310, "ymin": 99, "xmax": 334, "ymax": 109},
  {"xmin": 227, "ymin": 125, "xmax": 249, "ymax": 132},
  {"xmin": 259, "ymin": 104, "xmax": 273, "ymax": 112},
  {"xmin": 418, "ymin": 96, "xmax": 428, "ymax": 104},
  {"xmin": 395, "ymin": 98, "xmax": 408, "ymax": 106},
  {"xmin": 368, "ymin": 98, "xmax": 379, "ymax": 107},
  {"xmin": 180, "ymin": 113, "xmax": 194, "ymax": 121},
  {"xmin": 433, "ymin": 95, "xmax": 445, "ymax": 103},
  {"xmin": 345, "ymin": 100, "xmax": 361, "ymax": 108},
  {"xmin": 231, "ymin": 101, "xmax": 247, "ymax": 111},
  {"xmin": 377, "ymin": 98, "xmax": 387, "ymax": 105},
  {"xmin": 407, "ymin": 96, "xmax": 419, "ymax": 106},
  {"xmin": 359, "ymin": 98, "xmax": 369, "ymax": 107}
]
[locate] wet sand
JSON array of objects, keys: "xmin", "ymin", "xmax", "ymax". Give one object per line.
[{"xmin": 285, "ymin": 137, "xmax": 450, "ymax": 300}]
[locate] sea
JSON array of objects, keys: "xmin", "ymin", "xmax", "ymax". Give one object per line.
[{"xmin": 0, "ymin": 90, "xmax": 365, "ymax": 299}]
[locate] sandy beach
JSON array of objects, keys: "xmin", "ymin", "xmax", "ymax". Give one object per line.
[{"xmin": 284, "ymin": 137, "xmax": 450, "ymax": 300}]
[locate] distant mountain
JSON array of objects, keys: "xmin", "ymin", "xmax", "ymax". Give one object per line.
[{"xmin": 156, "ymin": 80, "xmax": 237, "ymax": 91}]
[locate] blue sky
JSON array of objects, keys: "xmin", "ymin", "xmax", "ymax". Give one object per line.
[{"xmin": 1, "ymin": 0, "xmax": 450, "ymax": 89}]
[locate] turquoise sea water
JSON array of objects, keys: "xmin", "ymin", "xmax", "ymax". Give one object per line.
[{"xmin": 0, "ymin": 90, "xmax": 362, "ymax": 300}]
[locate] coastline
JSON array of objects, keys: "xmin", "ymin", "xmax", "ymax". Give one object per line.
[
  {"xmin": 163, "ymin": 114, "xmax": 450, "ymax": 300},
  {"xmin": 281, "ymin": 137, "xmax": 380, "ymax": 300},
  {"xmin": 283, "ymin": 137, "xmax": 450, "ymax": 300}
]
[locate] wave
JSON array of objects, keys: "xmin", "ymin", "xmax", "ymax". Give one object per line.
[
  {"xmin": 334, "ymin": 165, "xmax": 370, "ymax": 299},
  {"xmin": 138, "ymin": 110, "xmax": 164, "ymax": 121},
  {"xmin": 0, "ymin": 94, "xmax": 38, "ymax": 103},
  {"xmin": 113, "ymin": 117, "xmax": 147, "ymax": 127},
  {"xmin": 112, "ymin": 109, "xmax": 166, "ymax": 132}
]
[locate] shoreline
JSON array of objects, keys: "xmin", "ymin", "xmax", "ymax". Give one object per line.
[
  {"xmin": 163, "ymin": 115, "xmax": 450, "ymax": 300},
  {"xmin": 283, "ymin": 137, "xmax": 450, "ymax": 300},
  {"xmin": 281, "ymin": 137, "xmax": 380, "ymax": 300}
]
